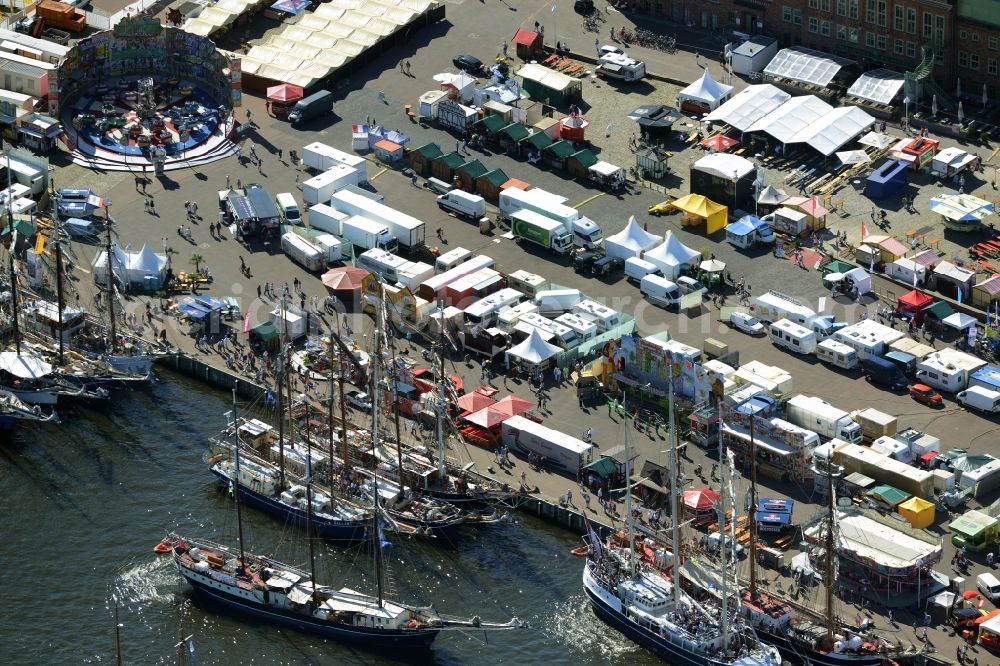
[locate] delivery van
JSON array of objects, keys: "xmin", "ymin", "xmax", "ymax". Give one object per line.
[
  {"xmin": 437, "ymin": 190, "xmax": 487, "ymax": 220},
  {"xmin": 625, "ymin": 257, "xmax": 662, "ymax": 284},
  {"xmin": 275, "ymin": 192, "xmax": 301, "ymax": 224},
  {"xmin": 978, "ymin": 573, "xmax": 1000, "ymax": 603},
  {"xmin": 862, "ymin": 356, "xmax": 908, "ymax": 391},
  {"xmin": 816, "ymin": 338, "xmax": 858, "ymax": 370},
  {"xmin": 639, "ymin": 274, "xmax": 680, "ymax": 308},
  {"xmin": 768, "ymin": 319, "xmax": 817, "ymax": 355},
  {"xmin": 957, "ymin": 386, "xmax": 1000, "ymax": 413}
]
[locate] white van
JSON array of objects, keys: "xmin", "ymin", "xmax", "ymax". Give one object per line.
[
  {"xmin": 275, "ymin": 192, "xmax": 302, "ymax": 224},
  {"xmin": 957, "ymin": 386, "xmax": 1000, "ymax": 413},
  {"xmin": 625, "ymin": 257, "xmax": 662, "ymax": 284},
  {"xmin": 978, "ymin": 573, "xmax": 1000, "ymax": 603},
  {"xmin": 437, "ymin": 190, "xmax": 487, "ymax": 220},
  {"xmin": 769, "ymin": 319, "xmax": 817, "ymax": 355},
  {"xmin": 639, "ymin": 274, "xmax": 680, "ymax": 308},
  {"xmin": 816, "ymin": 338, "xmax": 858, "ymax": 370},
  {"xmin": 676, "ymin": 276, "xmax": 707, "ymax": 297},
  {"xmin": 435, "ymin": 246, "xmax": 473, "ymax": 273}
]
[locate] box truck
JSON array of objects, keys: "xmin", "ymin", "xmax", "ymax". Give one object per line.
[
  {"xmin": 341, "ymin": 216, "xmax": 398, "ymax": 253},
  {"xmin": 288, "ymin": 90, "xmax": 333, "ymax": 125},
  {"xmin": 301, "ymin": 141, "xmax": 368, "ymax": 180},
  {"xmin": 511, "ymin": 209, "xmax": 574, "ymax": 254},
  {"xmin": 501, "ymin": 415, "xmax": 593, "ymax": 475},
  {"xmin": 301, "ymin": 165, "xmax": 361, "ymax": 206},
  {"xmin": 330, "ymin": 189, "xmax": 425, "ymax": 250},
  {"xmin": 312, "ymin": 234, "xmax": 343, "ymax": 264},
  {"xmin": 308, "ymin": 203, "xmax": 348, "ymax": 235},
  {"xmin": 281, "ymin": 233, "xmax": 325, "ymax": 272},
  {"xmin": 498, "ymin": 186, "xmax": 603, "ymax": 249},
  {"xmin": 785, "ymin": 395, "xmax": 862, "ymax": 443}
]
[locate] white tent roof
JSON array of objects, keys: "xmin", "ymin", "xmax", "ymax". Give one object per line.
[
  {"xmin": 747, "ymin": 95, "xmax": 833, "ymax": 144},
  {"xmin": 644, "ymin": 230, "xmax": 700, "ymax": 277},
  {"xmin": 787, "ymin": 106, "xmax": 876, "ymax": 156},
  {"xmin": 604, "ymin": 216, "xmax": 661, "ymax": 260},
  {"xmin": 693, "ymin": 153, "xmax": 754, "ymax": 179},
  {"xmin": 506, "ymin": 328, "xmax": 561, "ymax": 365},
  {"xmin": 848, "ymin": 69, "xmax": 905, "ymax": 106},
  {"xmin": 0, "ymin": 351, "xmax": 51, "ymax": 379},
  {"xmin": 129, "ymin": 244, "xmax": 167, "ymax": 275},
  {"xmin": 763, "ymin": 47, "xmax": 854, "ymax": 88},
  {"xmin": 677, "ymin": 68, "xmax": 733, "ymax": 104},
  {"xmin": 703, "ymin": 84, "xmax": 791, "ymax": 132}
]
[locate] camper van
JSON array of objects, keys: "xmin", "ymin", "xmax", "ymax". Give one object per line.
[
  {"xmin": 639, "ymin": 274, "xmax": 680, "ymax": 308},
  {"xmin": 275, "ymin": 192, "xmax": 301, "ymax": 224},
  {"xmin": 816, "ymin": 338, "xmax": 858, "ymax": 370},
  {"xmin": 437, "ymin": 190, "xmax": 487, "ymax": 220},
  {"xmin": 508, "ymin": 270, "xmax": 548, "ymax": 298},
  {"xmin": 435, "ymin": 246, "xmax": 473, "ymax": 273},
  {"xmin": 768, "ymin": 319, "xmax": 817, "ymax": 355},
  {"xmin": 464, "ymin": 288, "xmax": 524, "ymax": 328},
  {"xmin": 281, "ymin": 233, "xmax": 324, "ymax": 272},
  {"xmin": 357, "ymin": 248, "xmax": 411, "ymax": 284},
  {"xmin": 625, "ymin": 257, "xmax": 662, "ymax": 284}
]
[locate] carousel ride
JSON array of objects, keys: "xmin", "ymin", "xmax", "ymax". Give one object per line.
[{"xmin": 71, "ymin": 75, "xmax": 224, "ymax": 158}]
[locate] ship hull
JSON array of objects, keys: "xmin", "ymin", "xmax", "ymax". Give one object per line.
[
  {"xmin": 179, "ymin": 567, "xmax": 439, "ymax": 648},
  {"xmin": 582, "ymin": 565, "xmax": 736, "ymax": 666},
  {"xmin": 756, "ymin": 628, "xmax": 903, "ymax": 666},
  {"xmin": 210, "ymin": 468, "xmax": 370, "ymax": 542}
]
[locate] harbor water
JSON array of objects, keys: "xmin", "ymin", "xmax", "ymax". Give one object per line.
[{"xmin": 0, "ymin": 369, "xmax": 659, "ymax": 666}]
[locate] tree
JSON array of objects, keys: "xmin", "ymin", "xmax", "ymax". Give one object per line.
[
  {"xmin": 164, "ymin": 246, "xmax": 178, "ymax": 268},
  {"xmin": 189, "ymin": 252, "xmax": 204, "ymax": 273}
]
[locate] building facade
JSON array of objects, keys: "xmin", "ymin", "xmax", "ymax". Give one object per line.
[{"xmin": 631, "ymin": 0, "xmax": 1000, "ymax": 103}]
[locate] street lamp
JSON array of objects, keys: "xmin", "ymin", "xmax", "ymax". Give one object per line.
[
  {"xmin": 731, "ymin": 170, "xmax": 739, "ymax": 219},
  {"xmin": 903, "ymin": 96, "xmax": 910, "ymax": 130}
]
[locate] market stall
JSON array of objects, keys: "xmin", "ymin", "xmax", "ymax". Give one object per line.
[
  {"xmin": 643, "ymin": 230, "xmax": 701, "ymax": 279},
  {"xmin": 670, "ymin": 193, "xmax": 728, "ymax": 235},
  {"xmin": 505, "ymin": 328, "xmax": 561, "ymax": 373},
  {"xmin": 603, "ymin": 215, "xmax": 661, "ymax": 260}
]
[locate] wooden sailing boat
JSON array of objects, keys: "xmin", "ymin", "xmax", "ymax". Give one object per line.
[
  {"xmin": 735, "ymin": 406, "xmax": 911, "ymax": 666},
  {"xmin": 164, "ymin": 380, "xmax": 521, "ymax": 649}
]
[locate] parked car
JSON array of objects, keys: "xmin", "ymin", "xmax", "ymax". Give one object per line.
[
  {"xmin": 648, "ymin": 201, "xmax": 673, "ymax": 216},
  {"xmin": 910, "ymin": 383, "xmax": 943, "ymax": 407},
  {"xmin": 730, "ymin": 311, "xmax": 765, "ymax": 336},
  {"xmin": 573, "ymin": 251, "xmax": 601, "ymax": 273},
  {"xmin": 345, "ymin": 390, "xmax": 372, "ymax": 412},
  {"xmin": 452, "ymin": 54, "xmax": 483, "ymax": 73},
  {"xmin": 592, "ymin": 255, "xmax": 624, "ymax": 277}
]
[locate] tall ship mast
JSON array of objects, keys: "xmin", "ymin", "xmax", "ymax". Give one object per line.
[{"xmin": 582, "ymin": 381, "xmax": 781, "ymax": 666}]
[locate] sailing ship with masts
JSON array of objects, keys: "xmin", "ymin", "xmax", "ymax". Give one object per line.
[
  {"xmin": 733, "ymin": 409, "xmax": 915, "ymax": 666},
  {"xmin": 160, "ymin": 315, "xmax": 523, "ymax": 649},
  {"xmin": 582, "ymin": 382, "xmax": 781, "ymax": 666}
]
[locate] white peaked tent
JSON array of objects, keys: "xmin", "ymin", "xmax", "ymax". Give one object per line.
[
  {"xmin": 644, "ymin": 230, "xmax": 701, "ymax": 279},
  {"xmin": 505, "ymin": 328, "xmax": 561, "ymax": 369},
  {"xmin": 128, "ymin": 244, "xmax": 168, "ymax": 282},
  {"xmin": 604, "ymin": 215, "xmax": 661, "ymax": 260},
  {"xmin": 677, "ymin": 69, "xmax": 734, "ymax": 112},
  {"xmin": 92, "ymin": 243, "xmax": 131, "ymax": 287}
]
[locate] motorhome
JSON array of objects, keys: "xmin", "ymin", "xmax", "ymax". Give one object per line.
[
  {"xmin": 507, "ymin": 270, "xmax": 548, "ymax": 298},
  {"xmin": 916, "ymin": 349, "xmax": 987, "ymax": 393},
  {"xmin": 496, "ymin": 301, "xmax": 540, "ymax": 333},
  {"xmin": 357, "ymin": 248, "xmax": 411, "ymax": 284},
  {"xmin": 572, "ymin": 299, "xmax": 621, "ymax": 332},
  {"xmin": 554, "ymin": 312, "xmax": 598, "ymax": 344},
  {"xmin": 514, "ymin": 312, "xmax": 579, "ymax": 349},
  {"xmin": 435, "ymin": 246, "xmax": 473, "ymax": 273},
  {"xmin": 815, "ymin": 338, "xmax": 858, "ymax": 370},
  {"xmin": 754, "ymin": 290, "xmax": 839, "ymax": 338},
  {"xmin": 768, "ymin": 319, "xmax": 817, "ymax": 355},
  {"xmin": 463, "ymin": 288, "xmax": 525, "ymax": 328},
  {"xmin": 596, "ymin": 52, "xmax": 647, "ymax": 82},
  {"xmin": 832, "ymin": 319, "xmax": 905, "ymax": 361}
]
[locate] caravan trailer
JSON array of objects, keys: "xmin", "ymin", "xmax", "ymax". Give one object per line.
[{"xmin": 768, "ymin": 319, "xmax": 817, "ymax": 355}]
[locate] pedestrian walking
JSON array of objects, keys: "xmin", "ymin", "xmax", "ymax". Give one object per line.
[
  {"xmin": 405, "ymin": 61, "xmax": 411, "ymax": 74},
  {"xmin": 191, "ymin": 201, "xmax": 199, "ymax": 218},
  {"xmin": 377, "ymin": 90, "xmax": 386, "ymax": 104},
  {"xmin": 225, "ymin": 174, "xmax": 231, "ymax": 189},
  {"xmin": 399, "ymin": 59, "xmax": 405, "ymax": 72},
  {"xmin": 295, "ymin": 173, "xmax": 300, "ymax": 188},
  {"xmin": 583, "ymin": 492, "xmax": 590, "ymax": 509},
  {"xmin": 257, "ymin": 284, "xmax": 262, "ymax": 298},
  {"xmin": 277, "ymin": 148, "xmax": 282, "ymax": 160},
  {"xmin": 245, "ymin": 108, "xmax": 252, "ymax": 123},
  {"xmin": 606, "ymin": 122, "xmax": 613, "ymax": 137},
  {"xmin": 410, "ymin": 173, "xmax": 418, "ymax": 186},
  {"xmin": 144, "ymin": 197, "xmax": 150, "ymax": 212},
  {"xmin": 149, "ymin": 198, "xmax": 155, "ymax": 214},
  {"xmin": 566, "ymin": 489, "xmax": 573, "ymax": 505},
  {"xmin": 502, "ymin": 41, "xmax": 508, "ymax": 56},
  {"xmin": 595, "ymin": 38, "xmax": 600, "ymax": 56}
]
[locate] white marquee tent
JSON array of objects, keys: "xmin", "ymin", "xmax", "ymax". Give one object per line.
[
  {"xmin": 704, "ymin": 84, "xmax": 791, "ymax": 132},
  {"xmin": 763, "ymin": 47, "xmax": 854, "ymax": 88},
  {"xmin": 677, "ymin": 69, "xmax": 734, "ymax": 111},
  {"xmin": 506, "ymin": 328, "xmax": 561, "ymax": 369},
  {"xmin": 693, "ymin": 153, "xmax": 755, "ymax": 180},
  {"xmin": 128, "ymin": 244, "xmax": 169, "ymax": 282},
  {"xmin": 604, "ymin": 216, "xmax": 661, "ymax": 260},
  {"xmin": 847, "ymin": 69, "xmax": 905, "ymax": 106},
  {"xmin": 787, "ymin": 106, "xmax": 876, "ymax": 156},
  {"xmin": 747, "ymin": 94, "xmax": 833, "ymax": 145},
  {"xmin": 93, "ymin": 243, "xmax": 167, "ymax": 287},
  {"xmin": 643, "ymin": 230, "xmax": 701, "ymax": 279}
]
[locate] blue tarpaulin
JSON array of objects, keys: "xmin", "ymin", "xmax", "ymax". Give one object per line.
[
  {"xmin": 755, "ymin": 498, "xmax": 793, "ymax": 531},
  {"xmin": 177, "ymin": 296, "xmax": 226, "ymax": 319},
  {"xmin": 270, "ymin": 0, "xmax": 310, "ymax": 14}
]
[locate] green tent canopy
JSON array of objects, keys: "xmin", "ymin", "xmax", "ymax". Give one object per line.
[
  {"xmin": 867, "ymin": 484, "xmax": 911, "ymax": 508},
  {"xmin": 924, "ymin": 300, "xmax": 955, "ymax": 321},
  {"xmin": 251, "ymin": 321, "xmax": 279, "ymax": 341},
  {"xmin": 583, "ymin": 457, "xmax": 617, "ymax": 478}
]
